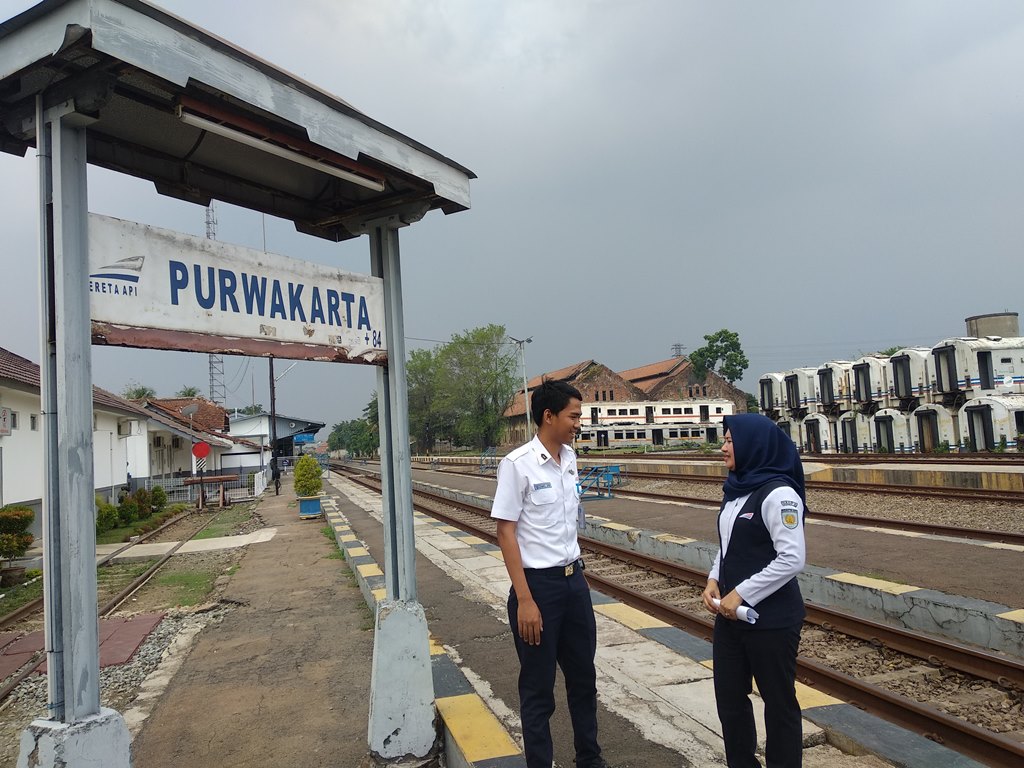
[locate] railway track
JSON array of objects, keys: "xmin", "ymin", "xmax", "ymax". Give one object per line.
[
  {"xmin": 590, "ymin": 451, "xmax": 1024, "ymax": 465},
  {"xmin": 407, "ymin": 462, "xmax": 1024, "ymax": 545},
  {"xmin": 0, "ymin": 507, "xmax": 222, "ymax": 707},
  {"xmin": 334, "ymin": 466, "xmax": 1024, "ymax": 767}
]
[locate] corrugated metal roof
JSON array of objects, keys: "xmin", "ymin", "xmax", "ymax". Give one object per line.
[{"xmin": 0, "ymin": 0, "xmax": 474, "ymax": 241}]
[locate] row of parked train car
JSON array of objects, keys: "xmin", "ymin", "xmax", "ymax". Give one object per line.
[{"xmin": 760, "ymin": 335, "xmax": 1024, "ymax": 453}]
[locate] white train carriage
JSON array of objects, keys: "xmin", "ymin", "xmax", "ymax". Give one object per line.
[
  {"xmin": 851, "ymin": 355, "xmax": 893, "ymax": 412},
  {"xmin": 957, "ymin": 395, "xmax": 1024, "ymax": 452},
  {"xmin": 783, "ymin": 367, "xmax": 819, "ymax": 416},
  {"xmin": 758, "ymin": 373, "xmax": 787, "ymax": 418},
  {"xmin": 575, "ymin": 422, "xmax": 721, "ymax": 452},
  {"xmin": 870, "ymin": 408, "xmax": 913, "ymax": 454},
  {"xmin": 889, "ymin": 347, "xmax": 934, "ymax": 410},
  {"xmin": 909, "ymin": 403, "xmax": 959, "ymax": 453},
  {"xmin": 931, "ymin": 336, "xmax": 1024, "ymax": 406},
  {"xmin": 817, "ymin": 361, "xmax": 854, "ymax": 413},
  {"xmin": 800, "ymin": 412, "xmax": 837, "ymax": 453},
  {"xmin": 837, "ymin": 410, "xmax": 873, "ymax": 453}
]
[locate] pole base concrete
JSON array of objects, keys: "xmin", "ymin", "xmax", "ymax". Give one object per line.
[
  {"xmin": 368, "ymin": 599, "xmax": 440, "ymax": 762},
  {"xmin": 17, "ymin": 708, "xmax": 130, "ymax": 768}
]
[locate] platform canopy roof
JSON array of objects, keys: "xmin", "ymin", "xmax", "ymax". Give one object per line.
[{"xmin": 0, "ymin": 0, "xmax": 474, "ymax": 240}]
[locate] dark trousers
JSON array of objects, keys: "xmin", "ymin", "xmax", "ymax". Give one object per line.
[
  {"xmin": 508, "ymin": 567, "xmax": 601, "ymax": 768},
  {"xmin": 713, "ymin": 619, "xmax": 802, "ymax": 768}
]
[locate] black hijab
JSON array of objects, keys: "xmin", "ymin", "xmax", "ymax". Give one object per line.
[{"xmin": 721, "ymin": 413, "xmax": 806, "ymax": 505}]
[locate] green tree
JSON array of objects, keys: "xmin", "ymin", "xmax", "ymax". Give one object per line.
[
  {"xmin": 689, "ymin": 329, "xmax": 749, "ymax": 384},
  {"xmin": 434, "ymin": 324, "xmax": 518, "ymax": 449},
  {"xmin": 122, "ymin": 383, "xmax": 156, "ymax": 400},
  {"xmin": 327, "ymin": 392, "xmax": 380, "ymax": 457},
  {"xmin": 407, "ymin": 348, "xmax": 456, "ymax": 452},
  {"xmin": 238, "ymin": 404, "xmax": 265, "ymax": 415},
  {"xmin": 175, "ymin": 385, "xmax": 202, "ymax": 397},
  {"xmin": 877, "ymin": 346, "xmax": 902, "ymax": 357},
  {"xmin": 745, "ymin": 393, "xmax": 759, "ymax": 413}
]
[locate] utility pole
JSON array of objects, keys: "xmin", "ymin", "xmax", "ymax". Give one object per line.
[{"xmin": 269, "ymin": 359, "xmax": 278, "ymax": 494}]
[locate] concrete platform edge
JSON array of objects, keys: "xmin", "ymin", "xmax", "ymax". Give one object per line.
[{"xmin": 323, "ymin": 507, "xmax": 526, "ymax": 768}]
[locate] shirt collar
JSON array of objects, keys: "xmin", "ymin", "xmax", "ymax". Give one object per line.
[{"xmin": 529, "ymin": 435, "xmax": 571, "ymax": 466}]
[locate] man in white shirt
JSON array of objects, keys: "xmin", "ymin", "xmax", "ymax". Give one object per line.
[{"xmin": 491, "ymin": 381, "xmax": 606, "ymax": 768}]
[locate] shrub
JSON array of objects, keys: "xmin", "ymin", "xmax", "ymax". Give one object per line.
[
  {"xmin": 0, "ymin": 505, "xmax": 34, "ymax": 565},
  {"xmin": 117, "ymin": 499, "xmax": 139, "ymax": 528},
  {"xmin": 95, "ymin": 496, "xmax": 119, "ymax": 534},
  {"xmin": 293, "ymin": 455, "xmax": 323, "ymax": 497},
  {"xmin": 1017, "ymin": 434, "xmax": 1024, "ymax": 453},
  {"xmin": 150, "ymin": 485, "xmax": 168, "ymax": 515},
  {"xmin": 133, "ymin": 488, "xmax": 152, "ymax": 519},
  {"xmin": 996, "ymin": 435, "xmax": 1007, "ymax": 453}
]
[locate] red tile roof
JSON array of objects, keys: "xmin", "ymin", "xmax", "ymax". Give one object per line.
[
  {"xmin": 618, "ymin": 357, "xmax": 690, "ymax": 392},
  {"xmin": 526, "ymin": 360, "xmax": 593, "ymax": 389},
  {"xmin": 146, "ymin": 398, "xmax": 229, "ymax": 433},
  {"xmin": 0, "ymin": 346, "xmax": 149, "ymax": 416}
]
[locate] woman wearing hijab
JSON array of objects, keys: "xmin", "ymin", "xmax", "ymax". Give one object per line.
[{"xmin": 701, "ymin": 413, "xmax": 807, "ymax": 768}]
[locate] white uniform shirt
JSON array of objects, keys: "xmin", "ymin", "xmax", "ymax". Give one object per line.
[
  {"xmin": 708, "ymin": 485, "xmax": 806, "ymax": 607},
  {"xmin": 490, "ymin": 437, "xmax": 581, "ymax": 569}
]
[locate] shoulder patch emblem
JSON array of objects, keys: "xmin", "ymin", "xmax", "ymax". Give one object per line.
[{"xmin": 782, "ymin": 511, "xmax": 799, "ymax": 529}]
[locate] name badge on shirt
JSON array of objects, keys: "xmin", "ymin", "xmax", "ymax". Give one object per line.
[
  {"xmin": 577, "ymin": 503, "xmax": 586, "ymax": 530},
  {"xmin": 532, "ymin": 482, "xmax": 552, "ymax": 491}
]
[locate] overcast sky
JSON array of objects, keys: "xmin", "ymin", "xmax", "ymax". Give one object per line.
[{"xmin": 1, "ymin": 0, "xmax": 1022, "ymax": 435}]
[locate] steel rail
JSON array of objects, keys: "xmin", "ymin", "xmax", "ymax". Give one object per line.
[
  {"xmin": 592, "ymin": 451, "xmax": 1024, "ymax": 465},
  {"xmin": 609, "ymin": 486, "xmax": 1024, "ymax": 546},
  {"xmin": 0, "ymin": 508, "xmax": 195, "ymax": 632}
]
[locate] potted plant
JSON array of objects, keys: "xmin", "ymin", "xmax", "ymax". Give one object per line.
[
  {"xmin": 293, "ymin": 454, "xmax": 324, "ymax": 520},
  {"xmin": 0, "ymin": 504, "xmax": 35, "ymax": 586}
]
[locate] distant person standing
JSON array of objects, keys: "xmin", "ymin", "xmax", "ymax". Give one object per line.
[
  {"xmin": 702, "ymin": 413, "xmax": 807, "ymax": 768},
  {"xmin": 491, "ymin": 381, "xmax": 607, "ymax": 768}
]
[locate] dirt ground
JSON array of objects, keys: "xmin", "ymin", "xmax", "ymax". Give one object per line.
[{"xmin": 130, "ymin": 478, "xmax": 375, "ymax": 768}]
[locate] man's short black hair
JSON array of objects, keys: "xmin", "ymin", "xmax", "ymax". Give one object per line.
[{"xmin": 530, "ymin": 380, "xmax": 583, "ymax": 426}]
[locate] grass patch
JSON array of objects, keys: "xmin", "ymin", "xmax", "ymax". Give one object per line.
[
  {"xmin": 151, "ymin": 570, "xmax": 217, "ymax": 607},
  {"xmin": 193, "ymin": 505, "xmax": 253, "ymax": 540},
  {"xmin": 96, "ymin": 504, "xmax": 190, "ymax": 545},
  {"xmin": 0, "ymin": 576, "xmax": 44, "ymax": 616}
]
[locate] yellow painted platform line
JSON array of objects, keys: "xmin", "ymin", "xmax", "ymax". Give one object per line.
[
  {"xmin": 435, "ymin": 694, "xmax": 521, "ymax": 762},
  {"xmin": 699, "ymin": 662, "xmax": 841, "ymax": 709},
  {"xmin": 600, "ymin": 522, "xmax": 637, "ymax": 532},
  {"xmin": 371, "ymin": 587, "xmax": 386, "ymax": 602},
  {"xmin": 438, "ymin": 525, "xmax": 460, "ymax": 532},
  {"xmin": 826, "ymin": 573, "xmax": 920, "ymax": 595},
  {"xmin": 428, "ymin": 635, "xmax": 446, "ymax": 656},
  {"xmin": 357, "ymin": 563, "xmax": 384, "ymax": 578},
  {"xmin": 795, "ymin": 680, "xmax": 843, "ymax": 709},
  {"xmin": 459, "ymin": 535, "xmax": 487, "ymax": 546},
  {"xmin": 654, "ymin": 533, "xmax": 696, "ymax": 545},
  {"xmin": 339, "ymin": 534, "xmax": 357, "ymax": 542},
  {"xmin": 346, "ymin": 546, "xmax": 369, "ymax": 557},
  {"xmin": 996, "ymin": 608, "xmax": 1024, "ymax": 623},
  {"xmin": 488, "ymin": 550, "xmax": 505, "ymax": 560},
  {"xmin": 595, "ymin": 602, "xmax": 670, "ymax": 630}
]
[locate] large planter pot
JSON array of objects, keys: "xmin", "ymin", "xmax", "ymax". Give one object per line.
[{"xmin": 297, "ymin": 496, "xmax": 323, "ymax": 520}]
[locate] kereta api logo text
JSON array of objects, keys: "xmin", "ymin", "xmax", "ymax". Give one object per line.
[{"xmin": 90, "ymin": 255, "xmax": 144, "ymax": 297}]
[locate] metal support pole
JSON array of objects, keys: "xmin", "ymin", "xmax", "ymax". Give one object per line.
[
  {"xmin": 38, "ymin": 103, "xmax": 99, "ymax": 723},
  {"xmin": 370, "ymin": 223, "xmax": 416, "ymax": 601},
  {"xmin": 366, "ymin": 220, "xmax": 436, "ymax": 760}
]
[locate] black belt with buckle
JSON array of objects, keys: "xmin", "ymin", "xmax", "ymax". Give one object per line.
[{"xmin": 526, "ymin": 558, "xmax": 585, "ymax": 577}]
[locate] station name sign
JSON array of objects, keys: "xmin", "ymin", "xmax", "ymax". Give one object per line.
[{"xmin": 88, "ymin": 215, "xmax": 387, "ymax": 364}]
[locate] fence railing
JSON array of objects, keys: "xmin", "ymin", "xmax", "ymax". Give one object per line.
[{"xmin": 146, "ymin": 467, "xmax": 269, "ymax": 503}]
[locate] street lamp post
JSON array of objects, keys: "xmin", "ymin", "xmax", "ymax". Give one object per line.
[{"xmin": 509, "ymin": 335, "xmax": 532, "ymax": 440}]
